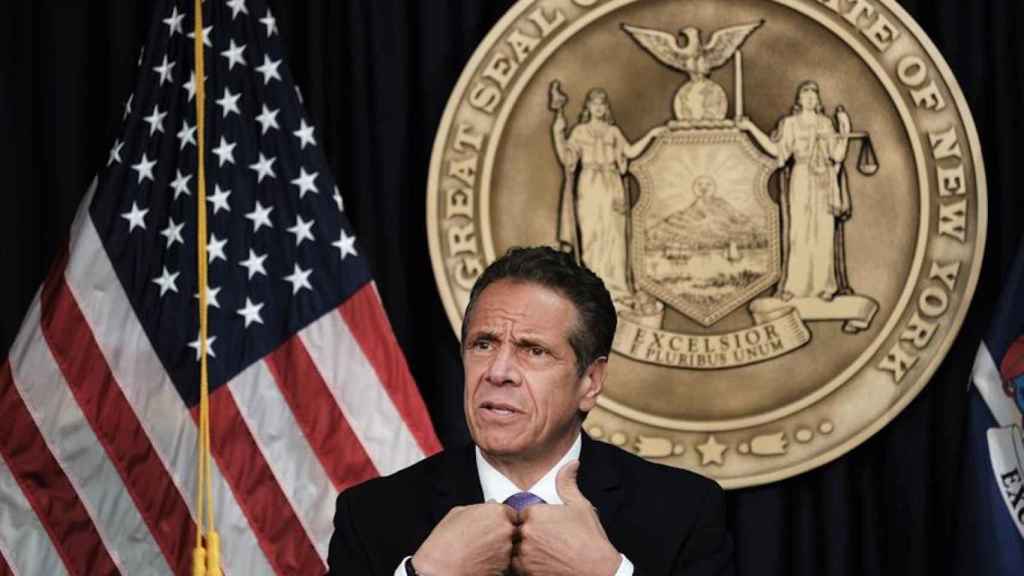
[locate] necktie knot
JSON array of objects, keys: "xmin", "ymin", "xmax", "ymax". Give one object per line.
[{"xmin": 503, "ymin": 491, "xmax": 545, "ymax": 512}]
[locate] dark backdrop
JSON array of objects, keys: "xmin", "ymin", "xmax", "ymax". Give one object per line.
[{"xmin": 4, "ymin": 1, "xmax": 1022, "ymax": 574}]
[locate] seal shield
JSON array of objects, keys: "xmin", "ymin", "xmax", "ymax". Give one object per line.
[{"xmin": 630, "ymin": 129, "xmax": 779, "ymax": 328}]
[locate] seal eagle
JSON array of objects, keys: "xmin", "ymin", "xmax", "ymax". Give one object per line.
[{"xmin": 621, "ymin": 21, "xmax": 764, "ymax": 79}]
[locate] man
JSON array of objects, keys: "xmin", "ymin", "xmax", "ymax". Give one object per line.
[{"xmin": 327, "ymin": 246, "xmax": 734, "ymax": 575}]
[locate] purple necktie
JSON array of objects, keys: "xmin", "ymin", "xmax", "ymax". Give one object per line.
[{"xmin": 503, "ymin": 491, "xmax": 546, "ymax": 512}]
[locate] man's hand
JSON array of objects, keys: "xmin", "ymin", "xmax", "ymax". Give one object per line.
[
  {"xmin": 512, "ymin": 460, "xmax": 621, "ymax": 576},
  {"xmin": 412, "ymin": 503, "xmax": 518, "ymax": 576}
]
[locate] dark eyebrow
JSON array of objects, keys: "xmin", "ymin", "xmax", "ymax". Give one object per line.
[
  {"xmin": 513, "ymin": 337, "xmax": 547, "ymax": 350},
  {"xmin": 465, "ymin": 329, "xmax": 500, "ymax": 345}
]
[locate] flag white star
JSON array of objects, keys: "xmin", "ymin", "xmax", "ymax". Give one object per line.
[
  {"xmin": 153, "ymin": 55, "xmax": 175, "ymax": 85},
  {"xmin": 255, "ymin": 55, "xmax": 282, "ymax": 85},
  {"xmin": 188, "ymin": 335, "xmax": 217, "ymax": 360},
  {"xmin": 152, "ymin": 267, "xmax": 180, "ymax": 297},
  {"xmin": 237, "ymin": 298, "xmax": 265, "ymax": 328},
  {"xmin": 255, "ymin": 104, "xmax": 280, "ymax": 134},
  {"xmin": 293, "ymin": 118, "xmax": 316, "ymax": 149},
  {"xmin": 160, "ymin": 217, "xmax": 185, "ymax": 248},
  {"xmin": 207, "ymin": 185, "xmax": 232, "ymax": 214},
  {"xmin": 107, "ymin": 139, "xmax": 124, "ymax": 166},
  {"xmin": 260, "ymin": 9, "xmax": 278, "ymax": 37},
  {"xmin": 290, "ymin": 167, "xmax": 319, "ymax": 198},
  {"xmin": 123, "ymin": 94, "xmax": 133, "ymax": 120},
  {"xmin": 239, "ymin": 249, "xmax": 268, "ymax": 279},
  {"xmin": 207, "ymin": 234, "xmax": 228, "ymax": 263},
  {"xmin": 131, "ymin": 153, "xmax": 157, "ymax": 183},
  {"xmin": 284, "ymin": 264, "xmax": 313, "ymax": 295},
  {"xmin": 163, "ymin": 6, "xmax": 184, "ymax": 36},
  {"xmin": 212, "ymin": 136, "xmax": 236, "ymax": 167},
  {"xmin": 183, "ymin": 71, "xmax": 197, "ymax": 101},
  {"xmin": 170, "ymin": 169, "xmax": 192, "ymax": 199},
  {"xmin": 245, "ymin": 201, "xmax": 274, "ymax": 232},
  {"xmin": 287, "ymin": 215, "xmax": 316, "ymax": 246},
  {"xmin": 221, "ymin": 39, "xmax": 247, "ymax": 70},
  {"xmin": 226, "ymin": 0, "xmax": 249, "ymax": 19},
  {"xmin": 333, "ymin": 186, "xmax": 345, "ymax": 212},
  {"xmin": 177, "ymin": 119, "xmax": 196, "ymax": 150},
  {"xmin": 121, "ymin": 202, "xmax": 149, "ymax": 232},
  {"xmin": 332, "ymin": 229, "xmax": 358, "ymax": 260},
  {"xmin": 194, "ymin": 285, "xmax": 222, "ymax": 309},
  {"xmin": 187, "ymin": 25, "xmax": 213, "ymax": 47},
  {"xmin": 143, "ymin": 105, "xmax": 168, "ymax": 136},
  {"xmin": 216, "ymin": 86, "xmax": 241, "ymax": 118},
  {"xmin": 249, "ymin": 153, "xmax": 277, "ymax": 183}
]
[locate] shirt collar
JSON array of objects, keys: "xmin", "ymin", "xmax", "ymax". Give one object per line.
[{"xmin": 475, "ymin": 432, "xmax": 582, "ymax": 506}]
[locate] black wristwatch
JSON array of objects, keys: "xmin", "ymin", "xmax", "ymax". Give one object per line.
[{"xmin": 404, "ymin": 557, "xmax": 419, "ymax": 576}]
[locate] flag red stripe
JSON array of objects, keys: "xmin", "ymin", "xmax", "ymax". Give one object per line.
[
  {"xmin": 265, "ymin": 336, "xmax": 379, "ymax": 491},
  {"xmin": 339, "ymin": 284, "xmax": 442, "ymax": 455},
  {"xmin": 206, "ymin": 389, "xmax": 325, "ymax": 575},
  {"xmin": 38, "ymin": 277, "xmax": 193, "ymax": 575},
  {"xmin": 0, "ymin": 547, "xmax": 11, "ymax": 576},
  {"xmin": 0, "ymin": 362, "xmax": 119, "ymax": 576}
]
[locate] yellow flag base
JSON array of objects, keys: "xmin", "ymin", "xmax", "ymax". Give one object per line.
[
  {"xmin": 192, "ymin": 547, "xmax": 207, "ymax": 576},
  {"xmin": 207, "ymin": 531, "xmax": 223, "ymax": 576}
]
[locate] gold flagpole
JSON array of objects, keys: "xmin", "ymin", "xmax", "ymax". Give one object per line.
[{"xmin": 192, "ymin": 0, "xmax": 221, "ymax": 574}]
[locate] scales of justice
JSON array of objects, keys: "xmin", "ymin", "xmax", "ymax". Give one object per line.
[{"xmin": 549, "ymin": 20, "xmax": 881, "ymax": 344}]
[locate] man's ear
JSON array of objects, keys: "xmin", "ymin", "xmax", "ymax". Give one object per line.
[{"xmin": 577, "ymin": 357, "xmax": 608, "ymax": 413}]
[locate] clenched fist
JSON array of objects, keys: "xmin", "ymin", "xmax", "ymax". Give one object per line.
[
  {"xmin": 511, "ymin": 460, "xmax": 621, "ymax": 576},
  {"xmin": 412, "ymin": 503, "xmax": 519, "ymax": 576}
]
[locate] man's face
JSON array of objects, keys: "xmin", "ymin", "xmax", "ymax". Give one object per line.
[{"xmin": 462, "ymin": 280, "xmax": 605, "ymax": 464}]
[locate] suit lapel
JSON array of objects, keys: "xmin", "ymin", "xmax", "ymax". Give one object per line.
[
  {"xmin": 578, "ymin": 433, "xmax": 624, "ymax": 524},
  {"xmin": 430, "ymin": 443, "xmax": 484, "ymax": 524}
]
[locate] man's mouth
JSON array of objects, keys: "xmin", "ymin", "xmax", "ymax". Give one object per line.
[{"xmin": 479, "ymin": 401, "xmax": 522, "ymax": 417}]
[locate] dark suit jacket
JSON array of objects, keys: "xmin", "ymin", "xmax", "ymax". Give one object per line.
[{"xmin": 326, "ymin": 433, "xmax": 734, "ymax": 575}]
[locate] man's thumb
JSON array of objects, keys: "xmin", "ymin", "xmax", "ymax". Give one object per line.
[{"xmin": 555, "ymin": 460, "xmax": 587, "ymax": 506}]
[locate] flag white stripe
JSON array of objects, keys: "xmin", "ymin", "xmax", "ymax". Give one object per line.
[
  {"xmin": 972, "ymin": 342, "xmax": 1023, "ymax": 428},
  {"xmin": 0, "ymin": 451, "xmax": 68, "ymax": 576},
  {"xmin": 229, "ymin": 360, "xmax": 338, "ymax": 562},
  {"xmin": 299, "ymin": 312, "xmax": 424, "ymax": 475},
  {"xmin": 63, "ymin": 192, "xmax": 276, "ymax": 576},
  {"xmin": 8, "ymin": 296, "xmax": 170, "ymax": 575}
]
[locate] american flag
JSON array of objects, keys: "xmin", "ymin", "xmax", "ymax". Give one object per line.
[{"xmin": 0, "ymin": 1, "xmax": 440, "ymax": 574}]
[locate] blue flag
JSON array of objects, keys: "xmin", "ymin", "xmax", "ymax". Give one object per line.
[{"xmin": 955, "ymin": 238, "xmax": 1024, "ymax": 574}]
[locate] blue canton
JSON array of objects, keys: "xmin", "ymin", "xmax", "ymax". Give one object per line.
[{"xmin": 90, "ymin": 0, "xmax": 369, "ymax": 407}]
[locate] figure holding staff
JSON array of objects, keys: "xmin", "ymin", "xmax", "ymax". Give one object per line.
[{"xmin": 550, "ymin": 83, "xmax": 666, "ymax": 306}]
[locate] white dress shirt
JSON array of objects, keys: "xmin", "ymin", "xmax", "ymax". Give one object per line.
[{"xmin": 395, "ymin": 432, "xmax": 634, "ymax": 575}]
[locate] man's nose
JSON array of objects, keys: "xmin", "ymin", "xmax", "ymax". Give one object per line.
[{"xmin": 484, "ymin": 345, "xmax": 521, "ymax": 386}]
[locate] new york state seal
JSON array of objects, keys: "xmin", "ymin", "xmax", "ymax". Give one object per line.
[{"xmin": 427, "ymin": 0, "xmax": 986, "ymax": 488}]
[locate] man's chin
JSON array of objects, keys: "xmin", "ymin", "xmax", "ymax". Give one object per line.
[{"xmin": 471, "ymin": 431, "xmax": 529, "ymax": 459}]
